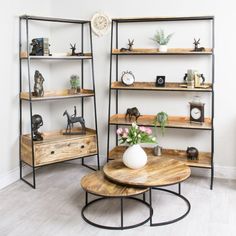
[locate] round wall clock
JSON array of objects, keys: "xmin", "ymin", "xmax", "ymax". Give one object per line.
[
  {"xmin": 91, "ymin": 12, "xmax": 111, "ymax": 37},
  {"xmin": 121, "ymin": 71, "xmax": 135, "ymax": 86}
]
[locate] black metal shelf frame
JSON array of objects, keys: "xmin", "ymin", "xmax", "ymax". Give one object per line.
[
  {"xmin": 107, "ymin": 16, "xmax": 215, "ymax": 189},
  {"xmin": 19, "ymin": 15, "xmax": 100, "ymax": 188}
]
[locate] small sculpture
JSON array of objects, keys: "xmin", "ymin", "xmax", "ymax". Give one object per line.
[
  {"xmin": 192, "ymin": 38, "xmax": 205, "ymax": 52},
  {"xmin": 63, "ymin": 106, "xmax": 86, "ymax": 135},
  {"xmin": 32, "ymin": 70, "xmax": 44, "ymax": 97},
  {"xmin": 125, "ymin": 107, "xmax": 140, "ymax": 121},
  {"xmin": 32, "ymin": 114, "xmax": 43, "ymax": 141},
  {"xmin": 154, "ymin": 145, "xmax": 162, "ymax": 156},
  {"xmin": 120, "ymin": 39, "xmax": 134, "ymax": 52},
  {"xmin": 186, "ymin": 147, "xmax": 199, "ymax": 160},
  {"xmin": 70, "ymin": 74, "xmax": 80, "ymax": 94},
  {"xmin": 30, "ymin": 38, "xmax": 43, "ymax": 56},
  {"xmin": 70, "ymin": 43, "xmax": 83, "ymax": 56}
]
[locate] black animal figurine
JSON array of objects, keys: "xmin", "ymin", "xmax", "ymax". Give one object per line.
[
  {"xmin": 186, "ymin": 147, "xmax": 199, "ymax": 160},
  {"xmin": 70, "ymin": 43, "xmax": 84, "ymax": 56},
  {"xmin": 120, "ymin": 39, "xmax": 134, "ymax": 52},
  {"xmin": 30, "ymin": 38, "xmax": 43, "ymax": 56},
  {"xmin": 32, "ymin": 114, "xmax": 43, "ymax": 141},
  {"xmin": 192, "ymin": 38, "xmax": 205, "ymax": 52},
  {"xmin": 32, "ymin": 70, "xmax": 44, "ymax": 97},
  {"xmin": 63, "ymin": 106, "xmax": 86, "ymax": 135},
  {"xmin": 125, "ymin": 107, "xmax": 140, "ymax": 121}
]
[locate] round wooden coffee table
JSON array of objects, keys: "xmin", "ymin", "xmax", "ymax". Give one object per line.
[
  {"xmin": 81, "ymin": 171, "xmax": 152, "ymax": 230},
  {"xmin": 103, "ymin": 157, "xmax": 191, "ymax": 226}
]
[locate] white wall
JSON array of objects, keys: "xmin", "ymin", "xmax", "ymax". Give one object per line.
[
  {"xmin": 50, "ymin": 0, "xmax": 236, "ymax": 174},
  {"xmin": 1, "ymin": 0, "xmax": 236, "ymax": 189}
]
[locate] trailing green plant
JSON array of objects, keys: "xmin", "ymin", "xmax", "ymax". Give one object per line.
[
  {"xmin": 151, "ymin": 29, "xmax": 174, "ymax": 45},
  {"xmin": 70, "ymin": 75, "xmax": 80, "ymax": 89},
  {"xmin": 153, "ymin": 111, "xmax": 168, "ymax": 136}
]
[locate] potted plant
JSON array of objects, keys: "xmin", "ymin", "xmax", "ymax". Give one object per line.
[
  {"xmin": 70, "ymin": 74, "xmax": 80, "ymax": 94},
  {"xmin": 153, "ymin": 112, "xmax": 168, "ymax": 156},
  {"xmin": 117, "ymin": 123, "xmax": 156, "ymax": 169},
  {"xmin": 151, "ymin": 29, "xmax": 174, "ymax": 52}
]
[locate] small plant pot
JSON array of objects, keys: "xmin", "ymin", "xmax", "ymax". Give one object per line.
[
  {"xmin": 77, "ymin": 87, "xmax": 81, "ymax": 93},
  {"xmin": 159, "ymin": 45, "xmax": 168, "ymax": 53},
  {"xmin": 69, "ymin": 88, "xmax": 78, "ymax": 94}
]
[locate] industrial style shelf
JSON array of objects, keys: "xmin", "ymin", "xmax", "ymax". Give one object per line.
[
  {"xmin": 21, "ymin": 128, "xmax": 97, "ymax": 167},
  {"xmin": 111, "ymin": 82, "xmax": 212, "ymax": 92},
  {"xmin": 112, "ymin": 48, "xmax": 213, "ymax": 55},
  {"xmin": 109, "ymin": 114, "xmax": 212, "ymax": 130},
  {"xmin": 109, "ymin": 146, "xmax": 211, "ymax": 168},
  {"xmin": 19, "ymin": 15, "xmax": 100, "ymax": 188},
  {"xmin": 107, "ymin": 15, "xmax": 215, "ymax": 189},
  {"xmin": 20, "ymin": 89, "xmax": 95, "ymax": 101},
  {"xmin": 20, "ymin": 54, "xmax": 92, "ymax": 60}
]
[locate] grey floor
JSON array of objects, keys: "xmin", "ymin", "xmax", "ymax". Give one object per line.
[{"xmin": 0, "ymin": 163, "xmax": 235, "ymax": 236}]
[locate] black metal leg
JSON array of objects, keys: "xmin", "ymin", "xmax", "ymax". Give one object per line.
[
  {"xmin": 178, "ymin": 183, "xmax": 181, "ymax": 194},
  {"xmin": 143, "ymin": 192, "xmax": 146, "ymax": 202},
  {"xmin": 210, "ymin": 166, "xmax": 214, "ymax": 190},
  {"xmin": 149, "ymin": 188, "xmax": 152, "ymax": 226},
  {"xmin": 20, "ymin": 162, "xmax": 36, "ymax": 189},
  {"xmin": 150, "ymin": 187, "xmax": 191, "ymax": 226},
  {"xmin": 121, "ymin": 198, "xmax": 124, "ymax": 229},
  {"xmin": 85, "ymin": 191, "xmax": 88, "ymax": 205}
]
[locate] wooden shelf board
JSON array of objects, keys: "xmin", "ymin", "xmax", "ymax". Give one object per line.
[
  {"xmin": 112, "ymin": 48, "xmax": 212, "ymax": 55},
  {"xmin": 20, "ymin": 89, "xmax": 94, "ymax": 101},
  {"xmin": 112, "ymin": 16, "xmax": 214, "ymax": 22},
  {"xmin": 109, "ymin": 114, "xmax": 212, "ymax": 130},
  {"xmin": 20, "ymin": 53, "xmax": 92, "ymax": 60},
  {"xmin": 109, "ymin": 146, "xmax": 211, "ymax": 168},
  {"xmin": 21, "ymin": 127, "xmax": 96, "ymax": 144},
  {"xmin": 111, "ymin": 82, "xmax": 212, "ymax": 92}
]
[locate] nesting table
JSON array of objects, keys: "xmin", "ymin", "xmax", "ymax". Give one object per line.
[{"xmin": 81, "ymin": 157, "xmax": 191, "ymax": 229}]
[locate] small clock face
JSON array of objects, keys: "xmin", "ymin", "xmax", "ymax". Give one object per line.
[
  {"xmin": 158, "ymin": 78, "xmax": 164, "ymax": 84},
  {"xmin": 121, "ymin": 72, "xmax": 135, "ymax": 86},
  {"xmin": 191, "ymin": 107, "xmax": 201, "ymax": 120}
]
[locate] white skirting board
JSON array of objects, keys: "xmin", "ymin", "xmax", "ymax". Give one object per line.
[{"xmin": 0, "ymin": 161, "xmax": 236, "ymax": 190}]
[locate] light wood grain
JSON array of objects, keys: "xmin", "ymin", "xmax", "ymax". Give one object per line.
[
  {"xmin": 81, "ymin": 171, "xmax": 148, "ymax": 197},
  {"xmin": 21, "ymin": 128, "xmax": 97, "ymax": 167},
  {"xmin": 103, "ymin": 157, "xmax": 191, "ymax": 187},
  {"xmin": 112, "ymin": 48, "xmax": 212, "ymax": 55},
  {"xmin": 20, "ymin": 52, "xmax": 92, "ymax": 59},
  {"xmin": 109, "ymin": 114, "xmax": 212, "ymax": 130},
  {"xmin": 20, "ymin": 89, "xmax": 94, "ymax": 101},
  {"xmin": 111, "ymin": 81, "xmax": 212, "ymax": 92},
  {"xmin": 109, "ymin": 146, "xmax": 211, "ymax": 168}
]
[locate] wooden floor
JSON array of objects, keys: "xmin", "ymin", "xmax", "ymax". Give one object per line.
[{"xmin": 0, "ymin": 163, "xmax": 236, "ymax": 236}]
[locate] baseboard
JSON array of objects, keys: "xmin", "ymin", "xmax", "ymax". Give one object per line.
[
  {"xmin": 1, "ymin": 162, "xmax": 236, "ymax": 190},
  {"xmin": 0, "ymin": 167, "xmax": 19, "ymax": 190}
]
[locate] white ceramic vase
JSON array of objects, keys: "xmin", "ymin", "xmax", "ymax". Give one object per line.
[
  {"xmin": 122, "ymin": 144, "xmax": 147, "ymax": 169},
  {"xmin": 159, "ymin": 45, "xmax": 168, "ymax": 53}
]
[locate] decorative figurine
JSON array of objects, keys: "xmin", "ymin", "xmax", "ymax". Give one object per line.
[
  {"xmin": 32, "ymin": 114, "xmax": 43, "ymax": 141},
  {"xmin": 192, "ymin": 38, "xmax": 205, "ymax": 52},
  {"xmin": 186, "ymin": 147, "xmax": 199, "ymax": 160},
  {"xmin": 156, "ymin": 76, "xmax": 165, "ymax": 87},
  {"xmin": 125, "ymin": 107, "xmax": 140, "ymax": 121},
  {"xmin": 120, "ymin": 39, "xmax": 134, "ymax": 52},
  {"xmin": 32, "ymin": 70, "xmax": 45, "ymax": 97},
  {"xmin": 30, "ymin": 38, "xmax": 51, "ymax": 56},
  {"xmin": 63, "ymin": 106, "xmax": 86, "ymax": 135},
  {"xmin": 154, "ymin": 145, "xmax": 162, "ymax": 156},
  {"xmin": 70, "ymin": 74, "xmax": 80, "ymax": 94},
  {"xmin": 70, "ymin": 43, "xmax": 84, "ymax": 56}
]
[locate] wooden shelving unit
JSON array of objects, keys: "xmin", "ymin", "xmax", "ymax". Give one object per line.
[
  {"xmin": 107, "ymin": 16, "xmax": 215, "ymax": 189},
  {"xmin": 109, "ymin": 146, "xmax": 211, "ymax": 168},
  {"xmin": 112, "ymin": 48, "xmax": 212, "ymax": 55},
  {"xmin": 19, "ymin": 15, "xmax": 100, "ymax": 188},
  {"xmin": 109, "ymin": 114, "xmax": 212, "ymax": 130},
  {"xmin": 20, "ymin": 89, "xmax": 94, "ymax": 101},
  {"xmin": 111, "ymin": 81, "xmax": 212, "ymax": 92}
]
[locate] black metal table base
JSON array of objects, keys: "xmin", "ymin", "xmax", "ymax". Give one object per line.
[
  {"xmin": 149, "ymin": 186, "xmax": 191, "ymax": 226},
  {"xmin": 81, "ymin": 192, "xmax": 153, "ymax": 230}
]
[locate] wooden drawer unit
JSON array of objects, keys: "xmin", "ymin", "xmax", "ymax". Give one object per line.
[{"xmin": 21, "ymin": 128, "xmax": 97, "ymax": 167}]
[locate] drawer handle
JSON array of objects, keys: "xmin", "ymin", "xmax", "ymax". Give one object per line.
[
  {"xmin": 68, "ymin": 143, "xmax": 71, "ymax": 147},
  {"xmin": 51, "ymin": 151, "xmax": 55, "ymax": 155},
  {"xmin": 81, "ymin": 145, "xmax": 85, "ymax": 149}
]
